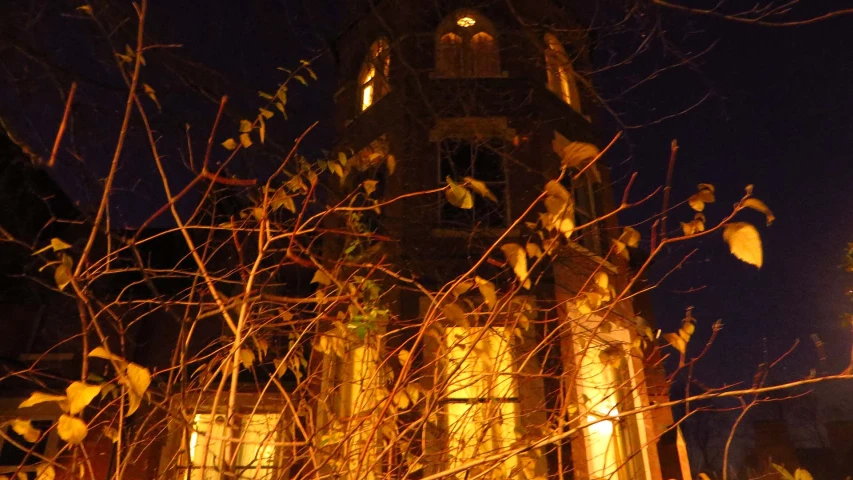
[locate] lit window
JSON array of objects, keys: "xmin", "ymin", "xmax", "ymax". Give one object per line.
[
  {"xmin": 544, "ymin": 34, "xmax": 577, "ymax": 109},
  {"xmin": 436, "ymin": 13, "xmax": 500, "ymax": 77},
  {"xmin": 437, "ymin": 33, "xmax": 463, "ymax": 77},
  {"xmin": 576, "ymin": 338, "xmax": 645, "ymax": 480},
  {"xmin": 456, "ymin": 16, "xmax": 476, "ymax": 28},
  {"xmin": 443, "ymin": 327, "xmax": 520, "ymax": 475},
  {"xmin": 471, "ymin": 32, "xmax": 500, "ymax": 77},
  {"xmin": 183, "ymin": 413, "xmax": 286, "ymax": 480},
  {"xmin": 360, "ymin": 39, "xmax": 391, "ymax": 111}
]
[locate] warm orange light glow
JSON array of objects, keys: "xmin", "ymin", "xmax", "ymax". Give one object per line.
[
  {"xmin": 361, "ymin": 65, "xmax": 376, "ymax": 111},
  {"xmin": 456, "ymin": 16, "xmax": 476, "ymax": 27},
  {"xmin": 445, "ymin": 327, "xmax": 519, "ymax": 474}
]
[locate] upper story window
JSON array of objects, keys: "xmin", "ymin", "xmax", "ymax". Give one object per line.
[
  {"xmin": 359, "ymin": 39, "xmax": 391, "ymax": 111},
  {"xmin": 544, "ymin": 33, "xmax": 578, "ymax": 110},
  {"xmin": 435, "ymin": 12, "xmax": 500, "ymax": 78},
  {"xmin": 438, "ymin": 138, "xmax": 508, "ymax": 228}
]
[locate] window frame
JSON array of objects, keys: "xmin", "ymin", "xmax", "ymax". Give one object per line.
[
  {"xmin": 436, "ymin": 136, "xmax": 511, "ymax": 229},
  {"xmin": 434, "ymin": 12, "xmax": 501, "ymax": 78},
  {"xmin": 176, "ymin": 410, "xmax": 292, "ymax": 480},
  {"xmin": 359, "ymin": 39, "xmax": 391, "ymax": 112},
  {"xmin": 544, "ymin": 33, "xmax": 580, "ymax": 111}
]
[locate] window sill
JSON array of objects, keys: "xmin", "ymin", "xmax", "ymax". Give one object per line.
[
  {"xmin": 430, "ymin": 227, "xmax": 520, "ymax": 238},
  {"xmin": 429, "ymin": 71, "xmax": 509, "ymax": 79},
  {"xmin": 564, "ymin": 240, "xmax": 618, "ymax": 273}
]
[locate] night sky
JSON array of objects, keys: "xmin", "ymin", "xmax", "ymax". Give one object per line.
[{"xmin": 1, "ymin": 0, "xmax": 852, "ymax": 401}]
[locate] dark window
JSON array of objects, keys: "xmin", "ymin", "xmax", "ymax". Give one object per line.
[
  {"xmin": 438, "ymin": 139, "xmax": 508, "ymax": 228},
  {"xmin": 568, "ymin": 172, "xmax": 604, "ymax": 255},
  {"xmin": 0, "ymin": 420, "xmax": 53, "ymax": 468}
]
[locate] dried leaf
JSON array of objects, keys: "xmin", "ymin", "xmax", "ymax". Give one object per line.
[
  {"xmin": 525, "ymin": 243, "xmax": 543, "ymax": 259},
  {"xmin": 103, "ymin": 427, "xmax": 119, "ymax": 443},
  {"xmin": 397, "ymin": 349, "xmax": 411, "ymax": 365},
  {"xmin": 663, "ymin": 332, "xmax": 687, "ymax": 354},
  {"xmin": 239, "ymin": 119, "xmax": 253, "ymax": 133},
  {"xmin": 50, "ymin": 238, "xmax": 72, "ymax": 252},
  {"xmin": 259, "ymin": 108, "xmax": 274, "ymax": 119},
  {"xmin": 475, "ymin": 276, "xmax": 497, "ymax": 307},
  {"xmin": 11, "ymin": 419, "xmax": 41, "ymax": 443},
  {"xmin": 442, "ymin": 303, "xmax": 466, "ymax": 325},
  {"xmin": 88, "ymin": 347, "xmax": 125, "ymax": 363},
  {"xmin": 501, "ymin": 243, "xmax": 531, "ymax": 289},
  {"xmin": 723, "ymin": 222, "xmax": 763, "ymax": 268},
  {"xmin": 54, "ymin": 254, "xmax": 73, "ymax": 291},
  {"xmin": 66, "ymin": 382, "xmax": 102, "ymax": 415},
  {"xmin": 463, "ymin": 177, "xmax": 497, "ymax": 202},
  {"xmin": 363, "ymin": 180, "xmax": 378, "ymax": 197},
  {"xmin": 222, "ymin": 138, "xmax": 238, "ymax": 150},
  {"xmin": 35, "ymin": 464, "xmax": 55, "ymax": 480},
  {"xmin": 239, "ymin": 133, "xmax": 253, "ymax": 148},
  {"xmin": 445, "ymin": 177, "xmax": 474, "ymax": 209},
  {"xmin": 142, "ymin": 83, "xmax": 161, "ymax": 111},
  {"xmin": 239, "ymin": 348, "xmax": 255, "ymax": 369},
  {"xmin": 57, "ymin": 414, "xmax": 87, "ymax": 445},
  {"xmin": 544, "ymin": 180, "xmax": 570, "ymax": 201},
  {"xmin": 618, "ymin": 226, "xmax": 641, "ymax": 248},
  {"xmin": 560, "ymin": 142, "xmax": 600, "ymax": 168},
  {"xmin": 594, "ymin": 271, "xmax": 609, "ymax": 290},
  {"xmin": 125, "ymin": 362, "xmax": 151, "ymax": 416},
  {"xmin": 19, "ymin": 392, "xmax": 67, "ymax": 409},
  {"xmin": 742, "ymin": 198, "xmax": 775, "ymax": 226},
  {"xmin": 311, "ymin": 270, "xmax": 332, "ymax": 286}
]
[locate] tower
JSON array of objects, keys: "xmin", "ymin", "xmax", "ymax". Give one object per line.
[{"xmin": 322, "ymin": 1, "xmax": 677, "ymax": 479}]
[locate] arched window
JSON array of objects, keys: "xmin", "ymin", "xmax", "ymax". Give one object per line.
[
  {"xmin": 359, "ymin": 39, "xmax": 391, "ymax": 111},
  {"xmin": 435, "ymin": 12, "xmax": 500, "ymax": 78},
  {"xmin": 544, "ymin": 33, "xmax": 578, "ymax": 109}
]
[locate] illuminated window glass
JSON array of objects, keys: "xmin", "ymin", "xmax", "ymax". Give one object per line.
[
  {"xmin": 435, "ymin": 13, "xmax": 500, "ymax": 78},
  {"xmin": 360, "ymin": 39, "xmax": 391, "ymax": 111},
  {"xmin": 576, "ymin": 339, "xmax": 644, "ymax": 480},
  {"xmin": 183, "ymin": 413, "xmax": 285, "ymax": 480},
  {"xmin": 544, "ymin": 33, "xmax": 577, "ymax": 109},
  {"xmin": 443, "ymin": 327, "xmax": 520, "ymax": 475}
]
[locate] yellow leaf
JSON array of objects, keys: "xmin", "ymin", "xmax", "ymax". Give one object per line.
[
  {"xmin": 594, "ymin": 271, "xmax": 609, "ymax": 290},
  {"xmin": 463, "ymin": 177, "xmax": 497, "ymax": 202},
  {"xmin": 398, "ymin": 349, "xmax": 411, "ymax": 365},
  {"xmin": 406, "ymin": 383, "xmax": 422, "ymax": 403},
  {"xmin": 258, "ymin": 115, "xmax": 266, "ymax": 144},
  {"xmin": 663, "ymin": 332, "xmax": 687, "ymax": 354},
  {"xmin": 259, "ymin": 108, "xmax": 274, "ymax": 119},
  {"xmin": 50, "ymin": 238, "xmax": 72, "ymax": 252},
  {"xmin": 618, "ymin": 226, "xmax": 641, "ymax": 248},
  {"xmin": 392, "ymin": 389, "xmax": 410, "ymax": 410},
  {"xmin": 88, "ymin": 347, "xmax": 126, "ymax": 363},
  {"xmin": 66, "ymin": 382, "xmax": 102, "ymax": 415},
  {"xmin": 697, "ymin": 183, "xmax": 715, "ymax": 192},
  {"xmin": 11, "ymin": 419, "xmax": 41, "ymax": 443},
  {"xmin": 386, "ymin": 154, "xmax": 397, "ymax": 175},
  {"xmin": 19, "ymin": 392, "xmax": 67, "ymax": 409},
  {"xmin": 57, "ymin": 414, "xmax": 87, "ymax": 444},
  {"xmin": 35, "ymin": 464, "xmax": 55, "ymax": 480},
  {"xmin": 501, "ymin": 243, "xmax": 531, "ymax": 289},
  {"xmin": 239, "ymin": 119, "xmax": 253, "ymax": 133},
  {"xmin": 611, "ymin": 239, "xmax": 629, "ymax": 261},
  {"xmin": 142, "ymin": 83, "xmax": 161, "ymax": 111},
  {"xmin": 239, "ymin": 348, "xmax": 255, "ymax": 369},
  {"xmin": 239, "ymin": 133, "xmax": 253, "ymax": 148},
  {"xmin": 794, "ymin": 468, "xmax": 814, "ymax": 480},
  {"xmin": 103, "ymin": 427, "xmax": 119, "ymax": 443},
  {"xmin": 363, "ymin": 180, "xmax": 378, "ymax": 197},
  {"xmin": 442, "ymin": 303, "xmax": 467, "ymax": 325},
  {"xmin": 688, "ymin": 193, "xmax": 705, "ymax": 212},
  {"xmin": 125, "ymin": 362, "xmax": 151, "ymax": 416},
  {"xmin": 544, "ymin": 180, "xmax": 571, "ymax": 201},
  {"xmin": 723, "ymin": 222, "xmax": 763, "ymax": 268},
  {"xmin": 525, "ymin": 243, "xmax": 543, "ymax": 259},
  {"xmin": 222, "ymin": 138, "xmax": 238, "ymax": 150},
  {"xmin": 54, "ymin": 254, "xmax": 73, "ymax": 291},
  {"xmin": 445, "ymin": 177, "xmax": 473, "ymax": 209},
  {"xmin": 475, "ymin": 276, "xmax": 497, "ymax": 307},
  {"xmin": 742, "ymin": 198, "xmax": 775, "ymax": 226},
  {"xmin": 310, "ymin": 270, "xmax": 332, "ymax": 286},
  {"xmin": 559, "ymin": 141, "xmax": 600, "ymax": 168},
  {"xmin": 76, "ymin": 5, "xmax": 93, "ymax": 14},
  {"xmin": 451, "ymin": 279, "xmax": 475, "ymax": 297}
]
